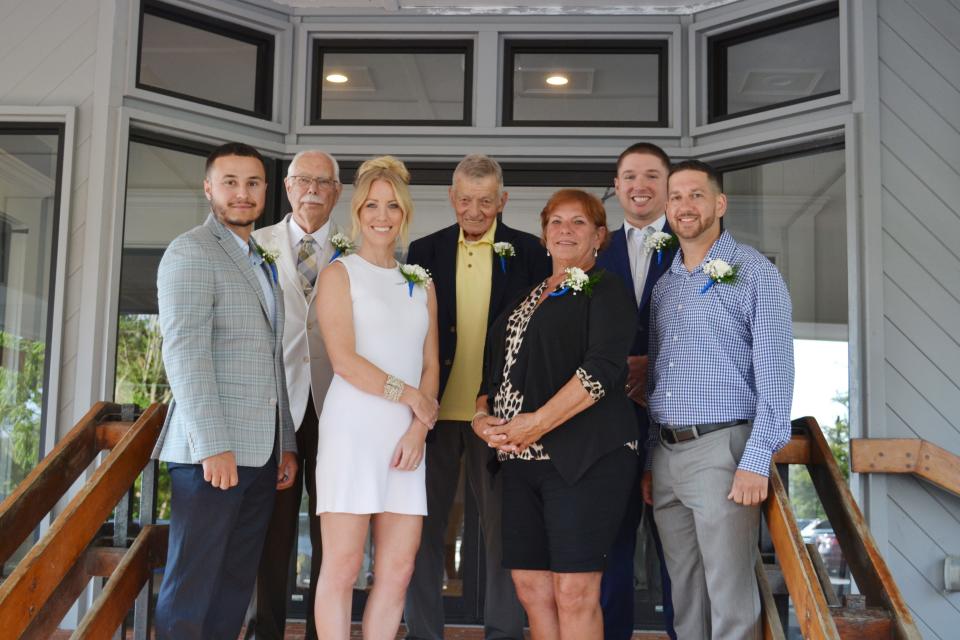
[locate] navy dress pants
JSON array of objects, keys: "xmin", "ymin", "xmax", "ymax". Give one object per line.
[
  {"xmin": 600, "ymin": 460, "xmax": 676, "ymax": 640},
  {"xmin": 155, "ymin": 457, "xmax": 277, "ymax": 640}
]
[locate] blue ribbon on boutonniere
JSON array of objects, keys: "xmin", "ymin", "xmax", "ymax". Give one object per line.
[
  {"xmin": 493, "ymin": 242, "xmax": 515, "ymax": 275},
  {"xmin": 328, "ymin": 232, "xmax": 354, "ymax": 264},
  {"xmin": 549, "ymin": 286, "xmax": 570, "ymax": 297},
  {"xmin": 268, "ymin": 262, "xmax": 278, "ymax": 285},
  {"xmin": 701, "ymin": 259, "xmax": 737, "ymax": 295},
  {"xmin": 407, "ymin": 280, "xmax": 415, "ymax": 297}
]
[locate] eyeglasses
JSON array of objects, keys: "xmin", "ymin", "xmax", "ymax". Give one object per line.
[{"xmin": 289, "ymin": 175, "xmax": 340, "ymax": 190}]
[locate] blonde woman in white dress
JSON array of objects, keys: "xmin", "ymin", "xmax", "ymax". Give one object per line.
[{"xmin": 313, "ymin": 156, "xmax": 440, "ymax": 639}]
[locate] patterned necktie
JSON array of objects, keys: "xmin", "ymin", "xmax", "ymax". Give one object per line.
[{"xmin": 297, "ymin": 235, "xmax": 319, "ymax": 297}]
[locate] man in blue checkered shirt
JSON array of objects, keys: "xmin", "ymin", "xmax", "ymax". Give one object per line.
[{"xmin": 640, "ymin": 159, "xmax": 794, "ymax": 639}]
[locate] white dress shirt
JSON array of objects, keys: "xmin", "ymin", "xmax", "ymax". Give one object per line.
[{"xmin": 623, "ymin": 214, "xmax": 666, "ymax": 303}]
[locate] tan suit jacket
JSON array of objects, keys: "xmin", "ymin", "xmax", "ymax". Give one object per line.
[{"xmin": 252, "ymin": 214, "xmax": 337, "ymax": 429}]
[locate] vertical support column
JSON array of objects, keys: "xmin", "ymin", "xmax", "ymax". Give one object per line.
[{"xmin": 133, "ymin": 458, "xmax": 159, "ymax": 639}]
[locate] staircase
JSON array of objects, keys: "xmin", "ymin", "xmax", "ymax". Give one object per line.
[
  {"xmin": 0, "ymin": 406, "xmax": 923, "ymax": 639},
  {"xmin": 761, "ymin": 417, "xmax": 921, "ymax": 639}
]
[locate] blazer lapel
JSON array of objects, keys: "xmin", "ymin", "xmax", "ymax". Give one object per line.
[
  {"xmin": 207, "ymin": 214, "xmax": 273, "ymax": 325},
  {"xmin": 275, "ymin": 215, "xmax": 301, "ymax": 301},
  {"xmin": 434, "ymin": 224, "xmax": 459, "ymax": 327},
  {"xmin": 637, "ymin": 220, "xmax": 675, "ymax": 312},
  {"xmin": 489, "ymin": 223, "xmax": 510, "ymax": 315},
  {"xmin": 605, "ymin": 227, "xmax": 638, "ymax": 307}
]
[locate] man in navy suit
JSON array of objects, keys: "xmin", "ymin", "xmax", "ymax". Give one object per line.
[
  {"xmin": 596, "ymin": 142, "xmax": 677, "ymax": 640},
  {"xmin": 404, "ymin": 154, "xmax": 551, "ymax": 640}
]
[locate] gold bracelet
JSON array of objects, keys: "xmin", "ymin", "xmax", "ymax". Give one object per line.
[
  {"xmin": 471, "ymin": 411, "xmax": 489, "ymax": 425},
  {"xmin": 383, "ymin": 375, "xmax": 405, "ymax": 402}
]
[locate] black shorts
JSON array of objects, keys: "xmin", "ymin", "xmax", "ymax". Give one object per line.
[{"xmin": 501, "ymin": 445, "xmax": 637, "ymax": 573}]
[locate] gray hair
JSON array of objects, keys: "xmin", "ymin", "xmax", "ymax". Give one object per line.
[
  {"xmin": 452, "ymin": 153, "xmax": 504, "ymax": 193},
  {"xmin": 287, "ymin": 150, "xmax": 340, "ymax": 181}
]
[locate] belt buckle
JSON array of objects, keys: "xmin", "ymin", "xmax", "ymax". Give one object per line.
[{"xmin": 675, "ymin": 425, "xmax": 700, "ymax": 443}]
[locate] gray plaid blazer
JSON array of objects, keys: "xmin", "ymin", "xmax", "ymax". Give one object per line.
[{"xmin": 152, "ymin": 213, "xmax": 296, "ymax": 467}]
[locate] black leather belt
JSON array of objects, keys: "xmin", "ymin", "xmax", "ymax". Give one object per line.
[{"xmin": 658, "ymin": 420, "xmax": 749, "ymax": 444}]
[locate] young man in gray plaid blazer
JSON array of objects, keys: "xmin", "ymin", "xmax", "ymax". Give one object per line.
[{"xmin": 153, "ymin": 142, "xmax": 298, "ymax": 640}]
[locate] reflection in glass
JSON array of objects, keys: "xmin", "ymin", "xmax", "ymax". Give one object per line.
[
  {"xmin": 711, "ymin": 6, "xmax": 840, "ymax": 119},
  {"xmin": 138, "ymin": 5, "xmax": 272, "ymax": 117},
  {"xmin": 509, "ymin": 49, "xmax": 663, "ymax": 125},
  {"xmin": 114, "ymin": 140, "xmax": 208, "ymax": 411},
  {"xmin": 315, "ymin": 45, "xmax": 470, "ymax": 123},
  {"xmin": 0, "ymin": 128, "xmax": 61, "ymax": 570},
  {"xmin": 723, "ymin": 148, "xmax": 850, "ymax": 635}
]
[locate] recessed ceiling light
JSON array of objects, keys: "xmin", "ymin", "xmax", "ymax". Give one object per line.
[
  {"xmin": 545, "ymin": 74, "xmax": 569, "ymax": 86},
  {"xmin": 326, "ymin": 73, "xmax": 349, "ymax": 84}
]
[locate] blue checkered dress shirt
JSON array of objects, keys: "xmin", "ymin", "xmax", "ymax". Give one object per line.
[{"xmin": 645, "ymin": 230, "xmax": 794, "ymax": 477}]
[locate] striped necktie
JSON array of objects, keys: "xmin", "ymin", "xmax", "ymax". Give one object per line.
[{"xmin": 297, "ymin": 235, "xmax": 319, "ymax": 297}]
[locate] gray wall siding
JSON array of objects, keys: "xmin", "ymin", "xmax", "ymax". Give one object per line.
[
  {"xmin": 878, "ymin": 0, "xmax": 960, "ymax": 635},
  {"xmin": 0, "ymin": 0, "xmax": 101, "ymax": 437}
]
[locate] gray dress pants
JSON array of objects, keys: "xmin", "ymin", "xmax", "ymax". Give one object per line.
[
  {"xmin": 404, "ymin": 421, "xmax": 525, "ymax": 640},
  {"xmin": 651, "ymin": 423, "xmax": 762, "ymax": 640}
]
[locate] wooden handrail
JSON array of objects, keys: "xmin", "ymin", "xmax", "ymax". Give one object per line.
[
  {"xmin": 73, "ymin": 525, "xmax": 169, "ymax": 639},
  {"xmin": 761, "ymin": 418, "xmax": 922, "ymax": 640},
  {"xmin": 0, "ymin": 402, "xmax": 115, "ymax": 567},
  {"xmin": 0, "ymin": 403, "xmax": 166, "ymax": 639},
  {"xmin": 851, "ymin": 438, "xmax": 960, "ymax": 498}
]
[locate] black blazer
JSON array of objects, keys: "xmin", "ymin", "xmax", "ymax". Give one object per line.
[
  {"xmin": 595, "ymin": 222, "xmax": 677, "ymax": 446},
  {"xmin": 407, "ymin": 221, "xmax": 551, "ymax": 399},
  {"xmin": 481, "ymin": 268, "xmax": 639, "ymax": 485}
]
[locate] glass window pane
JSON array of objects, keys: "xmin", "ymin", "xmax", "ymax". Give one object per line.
[
  {"xmin": 0, "ymin": 128, "xmax": 62, "ymax": 568},
  {"xmin": 115, "ymin": 140, "xmax": 209, "ymax": 408},
  {"xmin": 138, "ymin": 3, "xmax": 273, "ymax": 118},
  {"xmin": 505, "ymin": 42, "xmax": 666, "ymax": 126},
  {"xmin": 313, "ymin": 43, "xmax": 471, "ymax": 124},
  {"xmin": 722, "ymin": 147, "xmax": 848, "ymax": 421},
  {"xmin": 710, "ymin": 5, "xmax": 840, "ymax": 120}
]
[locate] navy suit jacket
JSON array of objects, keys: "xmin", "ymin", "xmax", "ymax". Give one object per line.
[
  {"xmin": 596, "ymin": 222, "xmax": 677, "ymax": 439},
  {"xmin": 407, "ymin": 221, "xmax": 551, "ymax": 400}
]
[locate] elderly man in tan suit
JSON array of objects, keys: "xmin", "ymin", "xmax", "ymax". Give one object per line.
[{"xmin": 245, "ymin": 150, "xmax": 343, "ymax": 640}]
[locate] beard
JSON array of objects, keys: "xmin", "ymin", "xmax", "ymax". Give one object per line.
[{"xmin": 210, "ymin": 197, "xmax": 261, "ymax": 228}]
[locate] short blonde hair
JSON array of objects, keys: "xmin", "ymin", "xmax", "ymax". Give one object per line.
[{"xmin": 350, "ymin": 155, "xmax": 414, "ymax": 246}]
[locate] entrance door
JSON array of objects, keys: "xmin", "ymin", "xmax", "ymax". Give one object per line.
[{"xmin": 283, "ymin": 160, "xmax": 669, "ymax": 633}]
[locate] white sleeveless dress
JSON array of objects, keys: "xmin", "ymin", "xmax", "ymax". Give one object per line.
[{"xmin": 315, "ymin": 253, "xmax": 429, "ymax": 515}]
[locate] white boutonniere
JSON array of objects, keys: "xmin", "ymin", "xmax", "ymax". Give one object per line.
[
  {"xmin": 549, "ymin": 267, "xmax": 603, "ymax": 297},
  {"xmin": 253, "ymin": 242, "xmax": 279, "ymax": 283},
  {"xmin": 644, "ymin": 231, "xmax": 677, "ymax": 265},
  {"xmin": 399, "ymin": 263, "xmax": 433, "ymax": 297},
  {"xmin": 493, "ymin": 241, "xmax": 515, "ymax": 273},
  {"xmin": 701, "ymin": 259, "xmax": 738, "ymax": 294},
  {"xmin": 329, "ymin": 232, "xmax": 355, "ymax": 263}
]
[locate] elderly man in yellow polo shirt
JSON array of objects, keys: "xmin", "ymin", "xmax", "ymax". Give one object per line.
[{"xmin": 404, "ymin": 154, "xmax": 551, "ymax": 640}]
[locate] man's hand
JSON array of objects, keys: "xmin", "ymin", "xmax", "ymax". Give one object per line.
[
  {"xmin": 625, "ymin": 355, "xmax": 649, "ymax": 407},
  {"xmin": 641, "ymin": 470, "xmax": 654, "ymax": 505},
  {"xmin": 202, "ymin": 451, "xmax": 238, "ymax": 490},
  {"xmin": 276, "ymin": 451, "xmax": 298, "ymax": 490},
  {"xmin": 727, "ymin": 469, "xmax": 769, "ymax": 506}
]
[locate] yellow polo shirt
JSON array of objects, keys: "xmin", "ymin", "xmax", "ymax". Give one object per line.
[{"xmin": 438, "ymin": 221, "xmax": 497, "ymax": 421}]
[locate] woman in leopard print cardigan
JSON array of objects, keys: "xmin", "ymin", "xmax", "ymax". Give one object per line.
[{"xmin": 472, "ymin": 189, "xmax": 639, "ymax": 639}]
